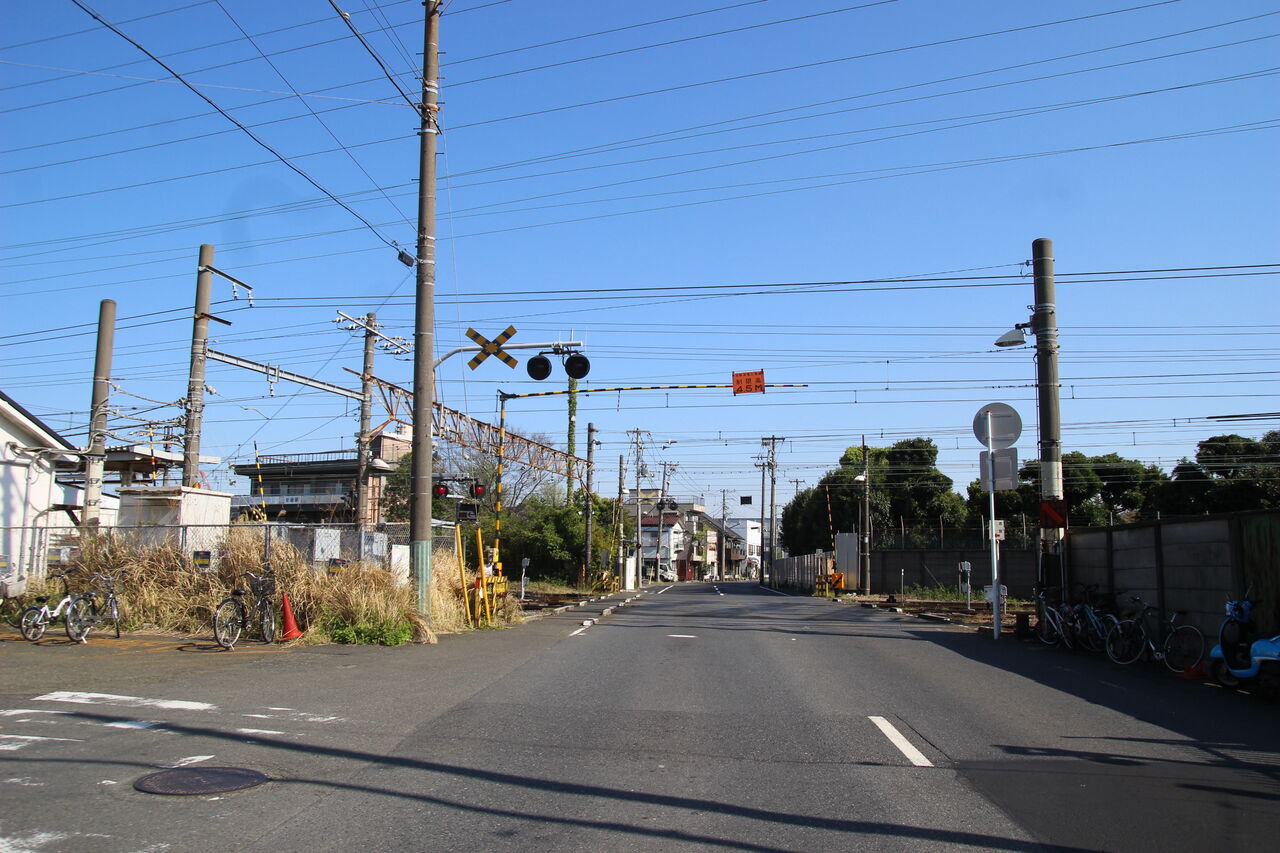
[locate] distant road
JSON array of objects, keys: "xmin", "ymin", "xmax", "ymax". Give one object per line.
[{"xmin": 2, "ymin": 581, "xmax": 1276, "ymax": 851}]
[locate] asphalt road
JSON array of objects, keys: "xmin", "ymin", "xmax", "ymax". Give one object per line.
[{"xmin": 2, "ymin": 582, "xmax": 1277, "ymax": 852}]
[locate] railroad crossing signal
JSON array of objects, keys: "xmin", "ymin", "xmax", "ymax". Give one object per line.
[{"xmin": 466, "ymin": 326, "xmax": 518, "ymax": 370}]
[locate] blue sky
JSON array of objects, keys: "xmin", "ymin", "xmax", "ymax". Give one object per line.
[{"xmin": 2, "ymin": 0, "xmax": 1277, "ymax": 517}]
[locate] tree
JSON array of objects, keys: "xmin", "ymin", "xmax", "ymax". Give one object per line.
[{"xmin": 781, "ymin": 438, "xmax": 967, "ymax": 554}]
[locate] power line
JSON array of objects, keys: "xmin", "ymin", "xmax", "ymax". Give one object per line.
[{"xmin": 65, "ymin": 0, "xmax": 409, "ymax": 260}]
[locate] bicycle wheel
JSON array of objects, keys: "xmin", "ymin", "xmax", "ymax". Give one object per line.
[
  {"xmin": 1035, "ymin": 607, "xmax": 1060, "ymax": 646},
  {"xmin": 258, "ymin": 601, "xmax": 277, "ymax": 644},
  {"xmin": 65, "ymin": 596, "xmax": 95, "ymax": 642},
  {"xmin": 1163, "ymin": 624, "xmax": 1204, "ymax": 673},
  {"xmin": 108, "ymin": 597, "xmax": 122, "ymax": 638},
  {"xmin": 1074, "ymin": 611, "xmax": 1103, "ymax": 653},
  {"xmin": 19, "ymin": 606, "xmax": 46, "ymax": 642},
  {"xmin": 214, "ymin": 599, "xmax": 244, "ymax": 649},
  {"xmin": 2, "ymin": 596, "xmax": 24, "ymax": 628},
  {"xmin": 1106, "ymin": 619, "xmax": 1145, "ymax": 664}
]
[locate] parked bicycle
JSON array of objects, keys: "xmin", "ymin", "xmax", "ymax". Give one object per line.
[
  {"xmin": 1034, "ymin": 587, "xmax": 1076, "ymax": 649},
  {"xmin": 18, "ymin": 571, "xmax": 79, "ymax": 642},
  {"xmin": 214, "ymin": 571, "xmax": 277, "ymax": 649},
  {"xmin": 1105, "ymin": 594, "xmax": 1204, "ymax": 673},
  {"xmin": 65, "ymin": 571, "xmax": 126, "ymax": 643},
  {"xmin": 1070, "ymin": 584, "xmax": 1120, "ymax": 654}
]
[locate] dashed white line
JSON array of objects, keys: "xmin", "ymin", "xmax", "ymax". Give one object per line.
[
  {"xmin": 869, "ymin": 716, "xmax": 933, "ymax": 767},
  {"xmin": 667, "ymin": 634, "xmax": 698, "ymax": 639},
  {"xmin": 569, "ymin": 626, "xmax": 588, "ymax": 637}
]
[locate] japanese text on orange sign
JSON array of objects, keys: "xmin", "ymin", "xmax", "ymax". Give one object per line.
[{"xmin": 733, "ymin": 370, "xmax": 766, "ymax": 395}]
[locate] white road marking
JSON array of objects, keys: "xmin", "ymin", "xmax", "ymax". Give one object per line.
[
  {"xmin": 0, "ymin": 709, "xmax": 70, "ymax": 717},
  {"xmin": 667, "ymin": 634, "xmax": 698, "ymax": 639},
  {"xmin": 242, "ymin": 710, "xmax": 341, "ymax": 723},
  {"xmin": 167, "ymin": 755, "xmax": 214, "ymax": 768},
  {"xmin": 760, "ymin": 587, "xmax": 792, "ymax": 596},
  {"xmin": 656, "ymin": 585, "xmax": 673, "ymax": 594},
  {"xmin": 34, "ymin": 692, "xmax": 217, "ymax": 712},
  {"xmin": 101, "ymin": 720, "xmax": 163, "ymax": 730},
  {"xmin": 236, "ymin": 728, "xmax": 291, "ymax": 736},
  {"xmin": 869, "ymin": 716, "xmax": 933, "ymax": 767},
  {"xmin": 569, "ymin": 626, "xmax": 588, "ymax": 637},
  {"xmin": 0, "ymin": 735, "xmax": 83, "ymax": 751}
]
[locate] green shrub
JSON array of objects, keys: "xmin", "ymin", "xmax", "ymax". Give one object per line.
[{"xmin": 320, "ymin": 614, "xmax": 413, "ymax": 646}]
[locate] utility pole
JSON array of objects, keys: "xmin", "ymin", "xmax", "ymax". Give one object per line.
[
  {"xmin": 861, "ymin": 434, "xmax": 871, "ymax": 595},
  {"xmin": 720, "ymin": 489, "xmax": 729, "ymax": 582},
  {"xmin": 83, "ymin": 299, "xmax": 115, "ymax": 527},
  {"xmin": 761, "ymin": 436, "xmax": 783, "ymax": 585},
  {"xmin": 566, "ymin": 375, "xmax": 578, "ymax": 502},
  {"xmin": 582, "ymin": 422, "xmax": 596, "ymax": 587},
  {"xmin": 756, "ymin": 459, "xmax": 766, "ymax": 584},
  {"xmin": 657, "ymin": 461, "xmax": 677, "ymax": 580},
  {"xmin": 1032, "ymin": 237, "xmax": 1064, "ymax": 590},
  {"xmin": 615, "ymin": 454, "xmax": 626, "ymax": 583},
  {"xmin": 356, "ymin": 312, "xmax": 377, "ymax": 533},
  {"xmin": 183, "ymin": 244, "xmax": 213, "ymax": 488},
  {"xmin": 628, "ymin": 428, "xmax": 646, "ymax": 590},
  {"xmin": 410, "ymin": 3, "xmax": 441, "ymax": 621}
]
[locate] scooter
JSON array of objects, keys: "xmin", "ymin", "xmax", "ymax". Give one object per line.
[{"xmin": 1208, "ymin": 598, "xmax": 1280, "ymax": 701}]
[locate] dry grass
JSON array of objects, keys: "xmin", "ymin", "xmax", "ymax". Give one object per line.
[{"xmin": 41, "ymin": 528, "xmax": 520, "ymax": 644}]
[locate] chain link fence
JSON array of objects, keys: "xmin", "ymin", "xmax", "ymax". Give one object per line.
[{"xmin": 1, "ymin": 522, "xmax": 455, "ymax": 591}]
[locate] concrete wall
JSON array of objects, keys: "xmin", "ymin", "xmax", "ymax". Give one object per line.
[{"xmin": 1066, "ymin": 513, "xmax": 1269, "ymax": 637}]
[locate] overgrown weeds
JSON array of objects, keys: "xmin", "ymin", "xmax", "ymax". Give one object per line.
[{"xmin": 25, "ymin": 527, "xmax": 517, "ymax": 644}]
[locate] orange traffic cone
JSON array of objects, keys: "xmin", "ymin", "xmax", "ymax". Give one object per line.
[{"xmin": 279, "ymin": 593, "xmax": 303, "ymax": 641}]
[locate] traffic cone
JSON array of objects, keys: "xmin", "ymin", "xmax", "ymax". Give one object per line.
[{"xmin": 279, "ymin": 593, "xmax": 303, "ymax": 641}]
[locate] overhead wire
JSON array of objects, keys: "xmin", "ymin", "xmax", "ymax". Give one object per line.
[{"xmin": 65, "ymin": 0, "xmax": 410, "ymax": 260}]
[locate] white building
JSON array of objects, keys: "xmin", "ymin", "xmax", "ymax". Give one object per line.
[{"xmin": 1, "ymin": 390, "xmax": 90, "ymax": 590}]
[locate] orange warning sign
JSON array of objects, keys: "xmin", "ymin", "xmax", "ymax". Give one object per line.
[{"xmin": 732, "ymin": 370, "xmax": 766, "ymax": 395}]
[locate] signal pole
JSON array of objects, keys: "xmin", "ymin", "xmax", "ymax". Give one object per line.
[{"xmin": 410, "ymin": 3, "xmax": 441, "ymax": 622}]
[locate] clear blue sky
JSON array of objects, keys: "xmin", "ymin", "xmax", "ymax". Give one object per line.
[{"xmin": 2, "ymin": 0, "xmax": 1277, "ymax": 517}]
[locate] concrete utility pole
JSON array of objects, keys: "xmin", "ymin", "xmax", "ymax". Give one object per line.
[
  {"xmin": 720, "ymin": 488, "xmax": 729, "ymax": 582},
  {"xmin": 657, "ymin": 461, "xmax": 677, "ymax": 579},
  {"xmin": 761, "ymin": 436, "xmax": 783, "ymax": 584},
  {"xmin": 83, "ymin": 299, "xmax": 115, "ymax": 527},
  {"xmin": 860, "ymin": 435, "xmax": 871, "ymax": 595},
  {"xmin": 628, "ymin": 428, "xmax": 646, "ymax": 590},
  {"xmin": 410, "ymin": 3, "xmax": 441, "ymax": 620},
  {"xmin": 582, "ymin": 422, "xmax": 596, "ymax": 586},
  {"xmin": 1032, "ymin": 237, "xmax": 1064, "ymax": 588},
  {"xmin": 183, "ymin": 244, "xmax": 213, "ymax": 488},
  {"xmin": 566, "ymin": 375, "xmax": 578, "ymax": 501},
  {"xmin": 615, "ymin": 454, "xmax": 626, "ymax": 583},
  {"xmin": 757, "ymin": 459, "xmax": 766, "ymax": 584},
  {"xmin": 356, "ymin": 312, "xmax": 377, "ymax": 530}
]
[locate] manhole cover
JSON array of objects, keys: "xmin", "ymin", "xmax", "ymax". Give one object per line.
[{"xmin": 134, "ymin": 766, "xmax": 268, "ymax": 796}]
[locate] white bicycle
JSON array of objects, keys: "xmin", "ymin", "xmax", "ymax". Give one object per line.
[{"xmin": 19, "ymin": 571, "xmax": 79, "ymax": 642}]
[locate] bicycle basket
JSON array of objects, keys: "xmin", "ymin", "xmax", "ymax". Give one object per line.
[{"xmin": 250, "ymin": 573, "xmax": 276, "ymax": 596}]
